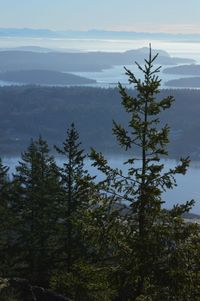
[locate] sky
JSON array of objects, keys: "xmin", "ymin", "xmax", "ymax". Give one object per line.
[{"xmin": 0, "ymin": 0, "xmax": 200, "ymax": 33}]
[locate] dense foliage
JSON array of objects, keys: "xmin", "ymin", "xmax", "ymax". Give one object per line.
[{"xmin": 0, "ymin": 49, "xmax": 199, "ymax": 300}]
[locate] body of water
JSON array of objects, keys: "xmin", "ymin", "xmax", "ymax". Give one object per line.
[
  {"xmin": 0, "ymin": 37, "xmax": 200, "ymax": 88},
  {"xmin": 70, "ymin": 64, "xmax": 196, "ymax": 89},
  {"xmin": 0, "ymin": 65, "xmax": 196, "ymax": 89},
  {"xmin": 3, "ymin": 156, "xmax": 200, "ymax": 214}
]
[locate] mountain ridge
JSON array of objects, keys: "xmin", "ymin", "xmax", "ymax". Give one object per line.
[{"xmin": 0, "ymin": 28, "xmax": 200, "ymax": 40}]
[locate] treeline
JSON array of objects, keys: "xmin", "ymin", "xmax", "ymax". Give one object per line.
[
  {"xmin": 0, "ymin": 51, "xmax": 200, "ymax": 300},
  {"xmin": 0, "ymin": 127, "xmax": 199, "ymax": 300},
  {"xmin": 0, "ymin": 86, "xmax": 200, "ymax": 157},
  {"xmin": 0, "ymin": 127, "xmax": 101, "ymax": 294}
]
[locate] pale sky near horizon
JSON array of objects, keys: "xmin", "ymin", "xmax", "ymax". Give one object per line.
[{"xmin": 0, "ymin": 0, "xmax": 200, "ymax": 33}]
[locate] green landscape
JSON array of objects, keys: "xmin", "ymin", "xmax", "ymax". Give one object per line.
[
  {"xmin": 0, "ymin": 49, "xmax": 200, "ymax": 300},
  {"xmin": 1, "ymin": 0, "xmax": 200, "ymax": 300}
]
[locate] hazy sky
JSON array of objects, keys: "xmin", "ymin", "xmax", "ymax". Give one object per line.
[{"xmin": 0, "ymin": 0, "xmax": 200, "ymax": 33}]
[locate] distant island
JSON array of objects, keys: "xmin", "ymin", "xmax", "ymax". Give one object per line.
[
  {"xmin": 0, "ymin": 48, "xmax": 194, "ymax": 73},
  {"xmin": 0, "ymin": 70, "xmax": 96, "ymax": 85},
  {"xmin": 165, "ymin": 77, "xmax": 200, "ymax": 88},
  {"xmin": 163, "ymin": 64, "xmax": 200, "ymax": 75}
]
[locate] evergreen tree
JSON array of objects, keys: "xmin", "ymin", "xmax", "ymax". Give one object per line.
[
  {"xmin": 90, "ymin": 46, "xmax": 200, "ymax": 300},
  {"xmin": 51, "ymin": 123, "xmax": 104, "ymax": 300},
  {"xmin": 54, "ymin": 123, "xmax": 94, "ymax": 273},
  {"xmin": 12, "ymin": 136, "xmax": 60, "ymax": 285},
  {"xmin": 0, "ymin": 158, "xmax": 13, "ymax": 277}
]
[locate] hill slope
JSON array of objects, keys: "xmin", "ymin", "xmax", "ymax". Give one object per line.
[{"xmin": 0, "ymin": 70, "xmax": 96, "ymax": 85}]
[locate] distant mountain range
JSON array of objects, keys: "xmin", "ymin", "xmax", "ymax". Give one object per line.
[{"xmin": 0, "ymin": 28, "xmax": 200, "ymax": 41}]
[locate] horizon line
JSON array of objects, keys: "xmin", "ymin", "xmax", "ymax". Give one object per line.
[{"xmin": 0, "ymin": 27, "xmax": 200, "ymax": 36}]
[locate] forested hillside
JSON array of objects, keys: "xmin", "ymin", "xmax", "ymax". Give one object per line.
[
  {"xmin": 0, "ymin": 86, "xmax": 200, "ymax": 158},
  {"xmin": 0, "ymin": 70, "xmax": 96, "ymax": 85}
]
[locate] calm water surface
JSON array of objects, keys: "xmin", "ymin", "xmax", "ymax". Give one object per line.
[{"xmin": 3, "ymin": 156, "xmax": 200, "ymax": 214}]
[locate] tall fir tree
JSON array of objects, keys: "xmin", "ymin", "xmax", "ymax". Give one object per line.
[
  {"xmin": 51, "ymin": 123, "xmax": 106, "ymax": 300},
  {"xmin": 54, "ymin": 123, "xmax": 94, "ymax": 273},
  {"xmin": 90, "ymin": 46, "xmax": 200, "ymax": 300}
]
